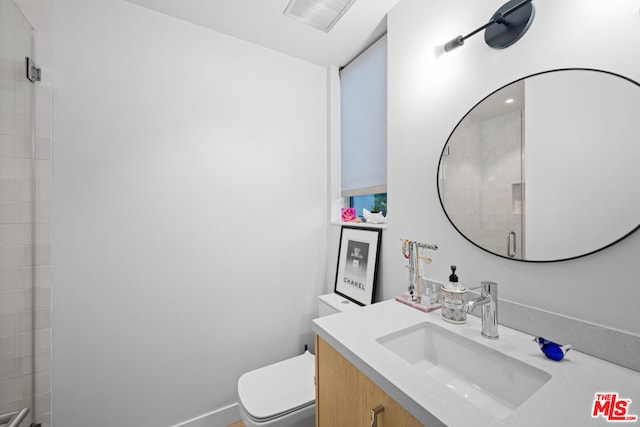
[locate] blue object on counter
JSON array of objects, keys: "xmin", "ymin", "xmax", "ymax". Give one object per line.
[{"xmin": 534, "ymin": 337, "xmax": 572, "ymax": 361}]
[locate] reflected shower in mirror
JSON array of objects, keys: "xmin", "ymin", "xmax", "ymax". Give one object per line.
[{"xmin": 438, "ymin": 69, "xmax": 640, "ymax": 262}]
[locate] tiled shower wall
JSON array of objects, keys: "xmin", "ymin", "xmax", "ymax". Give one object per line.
[
  {"xmin": 0, "ymin": 0, "xmax": 52, "ymax": 425},
  {"xmin": 479, "ymin": 111, "xmax": 522, "ymax": 258},
  {"xmin": 441, "ymin": 111, "xmax": 522, "ymax": 258},
  {"xmin": 440, "ymin": 116, "xmax": 483, "ymax": 244}
]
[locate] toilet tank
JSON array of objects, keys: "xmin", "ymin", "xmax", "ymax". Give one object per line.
[{"xmin": 318, "ymin": 293, "xmax": 361, "ymax": 317}]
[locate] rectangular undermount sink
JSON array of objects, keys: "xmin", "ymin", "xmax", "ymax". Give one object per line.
[{"xmin": 376, "ymin": 322, "xmax": 551, "ymax": 419}]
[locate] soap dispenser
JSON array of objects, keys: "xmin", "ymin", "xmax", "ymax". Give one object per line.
[
  {"xmin": 441, "ymin": 265, "xmax": 468, "ymax": 323},
  {"xmin": 448, "ymin": 265, "xmax": 459, "ymax": 289}
]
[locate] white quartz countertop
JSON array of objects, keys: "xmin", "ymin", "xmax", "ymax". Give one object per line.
[{"xmin": 312, "ymin": 299, "xmax": 640, "ymax": 427}]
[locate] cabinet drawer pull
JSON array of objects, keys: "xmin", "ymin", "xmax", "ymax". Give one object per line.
[{"xmin": 371, "ymin": 404, "xmax": 385, "ymax": 427}]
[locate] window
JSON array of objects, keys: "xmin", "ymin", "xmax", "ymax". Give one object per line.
[
  {"xmin": 350, "ymin": 192, "xmax": 387, "ymax": 217},
  {"xmin": 340, "ymin": 35, "xmax": 387, "ymax": 220}
]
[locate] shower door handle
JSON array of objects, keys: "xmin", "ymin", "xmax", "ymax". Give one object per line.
[
  {"xmin": 0, "ymin": 408, "xmax": 29, "ymax": 427},
  {"xmin": 507, "ymin": 231, "xmax": 517, "ymax": 258}
]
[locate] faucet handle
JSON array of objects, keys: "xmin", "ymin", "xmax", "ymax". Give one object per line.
[{"xmin": 481, "ymin": 281, "xmax": 498, "ymax": 299}]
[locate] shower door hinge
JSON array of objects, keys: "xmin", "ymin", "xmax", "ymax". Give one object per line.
[{"xmin": 26, "ymin": 57, "xmax": 41, "ymax": 83}]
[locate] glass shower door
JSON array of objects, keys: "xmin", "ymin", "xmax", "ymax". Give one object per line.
[
  {"xmin": 479, "ymin": 111, "xmax": 524, "ymax": 259},
  {"xmin": 0, "ymin": 0, "xmax": 37, "ymax": 426},
  {"xmin": 439, "ymin": 109, "xmax": 525, "ymax": 259}
]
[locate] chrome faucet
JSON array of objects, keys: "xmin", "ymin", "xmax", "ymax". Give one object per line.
[{"xmin": 463, "ymin": 281, "xmax": 498, "ymax": 339}]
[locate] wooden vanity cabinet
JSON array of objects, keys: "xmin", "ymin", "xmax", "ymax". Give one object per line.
[{"xmin": 315, "ymin": 335, "xmax": 424, "ymax": 427}]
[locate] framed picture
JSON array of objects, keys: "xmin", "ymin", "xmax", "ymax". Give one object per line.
[{"xmin": 334, "ymin": 226, "xmax": 382, "ymax": 306}]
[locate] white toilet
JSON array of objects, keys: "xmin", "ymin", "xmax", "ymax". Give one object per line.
[{"xmin": 237, "ymin": 293, "xmax": 360, "ymax": 427}]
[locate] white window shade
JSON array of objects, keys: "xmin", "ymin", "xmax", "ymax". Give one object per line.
[{"xmin": 340, "ymin": 35, "xmax": 387, "ymax": 198}]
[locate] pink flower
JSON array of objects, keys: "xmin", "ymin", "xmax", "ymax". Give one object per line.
[{"xmin": 342, "ymin": 208, "xmax": 356, "ymax": 222}]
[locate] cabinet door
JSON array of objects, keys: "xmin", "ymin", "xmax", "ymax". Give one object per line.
[{"xmin": 315, "ymin": 335, "xmax": 424, "ymax": 427}]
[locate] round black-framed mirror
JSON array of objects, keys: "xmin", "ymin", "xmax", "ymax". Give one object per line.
[{"xmin": 437, "ymin": 68, "xmax": 640, "ymax": 262}]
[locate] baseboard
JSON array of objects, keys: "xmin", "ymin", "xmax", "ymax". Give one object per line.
[{"xmin": 170, "ymin": 403, "xmax": 241, "ymax": 427}]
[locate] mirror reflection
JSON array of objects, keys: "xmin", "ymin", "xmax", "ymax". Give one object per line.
[{"xmin": 438, "ymin": 69, "xmax": 640, "ymax": 262}]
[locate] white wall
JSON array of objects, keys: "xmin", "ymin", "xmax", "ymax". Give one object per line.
[
  {"xmin": 380, "ymin": 0, "xmax": 640, "ymax": 338},
  {"xmin": 52, "ymin": 1, "xmax": 327, "ymax": 426}
]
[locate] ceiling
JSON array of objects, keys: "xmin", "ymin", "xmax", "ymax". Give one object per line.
[
  {"xmin": 125, "ymin": 0, "xmax": 402, "ymax": 67},
  {"xmin": 470, "ymin": 80, "xmax": 525, "ymax": 121}
]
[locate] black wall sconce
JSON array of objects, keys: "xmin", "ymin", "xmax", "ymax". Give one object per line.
[{"xmin": 444, "ymin": 0, "xmax": 535, "ymax": 52}]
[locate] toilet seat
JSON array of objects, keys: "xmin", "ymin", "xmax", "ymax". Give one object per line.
[{"xmin": 238, "ymin": 351, "xmax": 315, "ymax": 422}]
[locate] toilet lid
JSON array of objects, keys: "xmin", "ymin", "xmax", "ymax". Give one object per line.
[{"xmin": 238, "ymin": 351, "xmax": 316, "ymax": 421}]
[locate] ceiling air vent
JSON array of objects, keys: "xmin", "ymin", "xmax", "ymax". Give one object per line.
[{"xmin": 283, "ymin": 0, "xmax": 358, "ymax": 32}]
